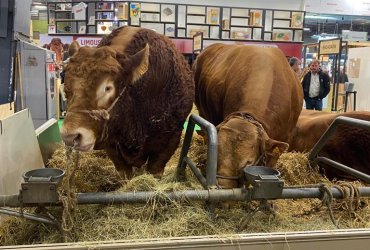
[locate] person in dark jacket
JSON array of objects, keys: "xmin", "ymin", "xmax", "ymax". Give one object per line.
[{"xmin": 301, "ymin": 59, "xmax": 330, "ymax": 111}]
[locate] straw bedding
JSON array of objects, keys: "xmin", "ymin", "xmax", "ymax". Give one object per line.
[{"xmin": 1, "ymin": 135, "xmax": 369, "ymax": 246}]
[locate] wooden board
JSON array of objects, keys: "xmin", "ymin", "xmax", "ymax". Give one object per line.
[
  {"xmin": 0, "ymin": 102, "xmax": 14, "ymax": 120},
  {"xmin": 0, "ymin": 109, "xmax": 44, "ymax": 195},
  {"xmin": 1, "ymin": 229, "xmax": 370, "ymax": 249}
]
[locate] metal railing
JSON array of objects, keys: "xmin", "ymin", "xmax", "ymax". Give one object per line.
[{"xmin": 175, "ymin": 114, "xmax": 218, "ymax": 189}]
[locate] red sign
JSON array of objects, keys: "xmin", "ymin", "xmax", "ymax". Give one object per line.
[
  {"xmin": 47, "ymin": 63, "xmax": 55, "ymax": 72},
  {"xmin": 74, "ymin": 36, "xmax": 102, "ymax": 47}
]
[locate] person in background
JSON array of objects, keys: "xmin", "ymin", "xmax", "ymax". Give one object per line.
[
  {"xmin": 289, "ymin": 56, "xmax": 308, "ymax": 81},
  {"xmin": 62, "ymin": 43, "xmax": 70, "ymax": 61},
  {"xmin": 339, "ymin": 66, "xmax": 349, "ymax": 83},
  {"xmin": 301, "ymin": 59, "xmax": 330, "ymax": 111},
  {"xmin": 289, "ymin": 57, "xmax": 301, "ymax": 75}
]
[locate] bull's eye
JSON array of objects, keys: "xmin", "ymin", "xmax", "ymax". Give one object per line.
[{"xmin": 96, "ymin": 79, "xmax": 116, "ymax": 108}]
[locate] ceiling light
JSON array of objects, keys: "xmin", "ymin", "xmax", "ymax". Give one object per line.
[{"xmin": 305, "ymin": 15, "xmax": 338, "ymax": 20}]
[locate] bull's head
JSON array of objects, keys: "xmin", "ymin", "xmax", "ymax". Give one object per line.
[
  {"xmin": 60, "ymin": 44, "xmax": 150, "ymax": 151},
  {"xmin": 216, "ymin": 115, "xmax": 289, "ymax": 188}
]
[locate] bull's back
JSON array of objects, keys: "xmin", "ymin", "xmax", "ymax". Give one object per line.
[
  {"xmin": 289, "ymin": 110, "xmax": 370, "ymax": 152},
  {"xmin": 194, "ymin": 43, "xmax": 303, "ymax": 141}
]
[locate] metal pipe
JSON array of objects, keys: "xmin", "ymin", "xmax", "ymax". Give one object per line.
[
  {"xmin": 189, "ymin": 114, "xmax": 218, "ymax": 188},
  {"xmin": 0, "ymin": 207, "xmax": 56, "ymax": 225},
  {"xmin": 76, "ymin": 189, "xmax": 247, "ymax": 205},
  {"xmin": 184, "ymin": 157, "xmax": 207, "ymax": 189},
  {"xmin": 0, "ymin": 194, "xmax": 20, "ymax": 207},
  {"xmin": 314, "ymin": 157, "xmax": 370, "ymax": 183},
  {"xmin": 176, "ymin": 114, "xmax": 218, "ymax": 188},
  {"xmin": 75, "ymin": 187, "xmax": 370, "ymax": 204},
  {"xmin": 175, "ymin": 118, "xmax": 195, "ymax": 181},
  {"xmin": 3, "ymin": 186, "xmax": 370, "ymax": 207}
]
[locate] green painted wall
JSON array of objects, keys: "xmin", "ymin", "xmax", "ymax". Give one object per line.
[{"xmin": 32, "ymin": 20, "xmax": 48, "ymax": 34}]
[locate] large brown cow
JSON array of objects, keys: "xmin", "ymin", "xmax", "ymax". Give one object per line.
[
  {"xmin": 194, "ymin": 43, "xmax": 303, "ymax": 188},
  {"xmin": 288, "ymin": 110, "xmax": 370, "ymax": 179},
  {"xmin": 61, "ymin": 27, "xmax": 194, "ymax": 178}
]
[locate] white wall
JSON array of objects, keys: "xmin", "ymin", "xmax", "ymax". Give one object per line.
[
  {"xmin": 347, "ymin": 47, "xmax": 370, "ymax": 111},
  {"xmin": 134, "ymin": 0, "xmax": 305, "ymax": 11}
]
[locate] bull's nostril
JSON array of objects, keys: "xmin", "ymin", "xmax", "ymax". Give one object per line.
[
  {"xmin": 73, "ymin": 133, "xmax": 82, "ymax": 147},
  {"xmin": 61, "ymin": 132, "xmax": 82, "ymax": 147}
]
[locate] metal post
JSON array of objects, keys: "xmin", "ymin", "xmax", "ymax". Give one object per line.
[
  {"xmin": 175, "ymin": 118, "xmax": 195, "ymax": 181},
  {"xmin": 176, "ymin": 114, "xmax": 218, "ymax": 188},
  {"xmin": 344, "ymin": 91, "xmax": 349, "ymax": 112},
  {"xmin": 353, "ymin": 91, "xmax": 357, "ymax": 111}
]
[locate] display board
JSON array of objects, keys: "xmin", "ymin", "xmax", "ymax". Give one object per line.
[
  {"xmin": 348, "ymin": 47, "xmax": 370, "ymax": 111},
  {"xmin": 47, "ymin": 1, "xmax": 305, "ymax": 43},
  {"xmin": 305, "ymin": 0, "xmax": 370, "ymax": 16}
]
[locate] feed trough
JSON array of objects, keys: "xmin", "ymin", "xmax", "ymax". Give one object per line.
[
  {"xmin": 23, "ymin": 168, "xmax": 65, "ymax": 184},
  {"xmin": 21, "ymin": 168, "xmax": 65, "ymax": 204}
]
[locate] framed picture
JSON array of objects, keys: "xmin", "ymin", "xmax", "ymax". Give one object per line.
[
  {"xmin": 116, "ymin": 2, "xmax": 128, "ymax": 20},
  {"xmin": 48, "ymin": 25, "xmax": 56, "ymax": 34},
  {"xmin": 88, "ymin": 16, "xmax": 95, "ymax": 25},
  {"xmin": 207, "ymin": 8, "xmax": 219, "ymax": 25},
  {"xmin": 161, "ymin": 5, "xmax": 175, "ymax": 23},
  {"xmin": 273, "ymin": 30, "xmax": 292, "ymax": 41},
  {"xmin": 79, "ymin": 25, "xmax": 86, "ymax": 34},
  {"xmin": 249, "ymin": 10, "xmax": 262, "ymax": 26},
  {"xmin": 130, "ymin": 3, "xmax": 141, "ymax": 18},
  {"xmin": 97, "ymin": 22, "xmax": 113, "ymax": 34},
  {"xmin": 291, "ymin": 13, "xmax": 303, "ymax": 28},
  {"xmin": 165, "ymin": 23, "xmax": 175, "ymax": 37}
]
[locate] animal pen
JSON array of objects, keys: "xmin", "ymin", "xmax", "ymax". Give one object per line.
[{"xmin": 1, "ymin": 110, "xmax": 370, "ymax": 249}]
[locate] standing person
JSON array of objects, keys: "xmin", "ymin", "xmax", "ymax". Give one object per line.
[
  {"xmin": 289, "ymin": 57, "xmax": 302, "ymax": 77},
  {"xmin": 301, "ymin": 59, "xmax": 330, "ymax": 111},
  {"xmin": 339, "ymin": 66, "xmax": 349, "ymax": 83}
]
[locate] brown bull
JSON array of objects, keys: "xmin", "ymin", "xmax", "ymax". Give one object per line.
[
  {"xmin": 61, "ymin": 27, "xmax": 194, "ymax": 178},
  {"xmin": 288, "ymin": 110, "xmax": 370, "ymax": 179},
  {"xmin": 194, "ymin": 43, "xmax": 303, "ymax": 188}
]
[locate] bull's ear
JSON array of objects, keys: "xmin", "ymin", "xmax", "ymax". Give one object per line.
[
  {"xmin": 265, "ymin": 138, "xmax": 289, "ymax": 155},
  {"xmin": 130, "ymin": 44, "xmax": 150, "ymax": 83}
]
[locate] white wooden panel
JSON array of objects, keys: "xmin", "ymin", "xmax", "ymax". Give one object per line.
[
  {"xmin": 348, "ymin": 47, "xmax": 370, "ymax": 111},
  {"xmin": 0, "ymin": 109, "xmax": 44, "ymax": 195}
]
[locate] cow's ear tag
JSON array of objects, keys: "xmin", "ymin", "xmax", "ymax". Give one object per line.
[
  {"xmin": 266, "ymin": 138, "xmax": 289, "ymax": 155},
  {"xmin": 273, "ymin": 146, "xmax": 280, "ymax": 155},
  {"xmin": 131, "ymin": 43, "xmax": 150, "ymax": 83}
]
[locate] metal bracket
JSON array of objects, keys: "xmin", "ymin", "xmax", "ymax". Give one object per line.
[{"xmin": 20, "ymin": 182, "xmax": 59, "ymax": 204}]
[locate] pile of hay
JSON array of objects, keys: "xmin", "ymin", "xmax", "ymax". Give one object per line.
[{"xmin": 1, "ymin": 135, "xmax": 369, "ymax": 246}]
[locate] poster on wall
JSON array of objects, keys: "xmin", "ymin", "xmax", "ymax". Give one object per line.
[
  {"xmin": 348, "ymin": 58, "xmax": 361, "ymax": 78},
  {"xmin": 320, "ymin": 0, "xmax": 351, "ymax": 14},
  {"xmin": 48, "ymin": 25, "xmax": 56, "ymax": 34},
  {"xmin": 352, "ymin": 1, "xmax": 370, "ymax": 16},
  {"xmin": 130, "ymin": 3, "xmax": 141, "ymax": 17},
  {"xmin": 78, "ymin": 25, "xmax": 86, "ymax": 34},
  {"xmin": 161, "ymin": 4, "xmax": 175, "ymax": 23},
  {"xmin": 305, "ymin": 0, "xmax": 353, "ymax": 15},
  {"xmin": 291, "ymin": 13, "xmax": 304, "ymax": 28},
  {"xmin": 130, "ymin": 3, "xmax": 141, "ymax": 26}
]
